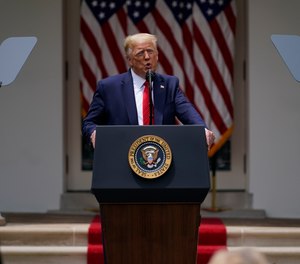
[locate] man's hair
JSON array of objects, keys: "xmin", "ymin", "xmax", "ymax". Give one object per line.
[{"xmin": 124, "ymin": 33, "xmax": 157, "ymax": 57}]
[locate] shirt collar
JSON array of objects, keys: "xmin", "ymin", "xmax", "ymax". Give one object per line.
[{"xmin": 131, "ymin": 68, "xmax": 146, "ymax": 91}]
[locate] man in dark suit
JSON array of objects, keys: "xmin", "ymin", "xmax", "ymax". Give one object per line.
[{"xmin": 82, "ymin": 33, "xmax": 215, "ymax": 148}]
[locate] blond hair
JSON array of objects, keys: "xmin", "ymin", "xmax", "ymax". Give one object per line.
[{"xmin": 124, "ymin": 33, "xmax": 157, "ymax": 57}]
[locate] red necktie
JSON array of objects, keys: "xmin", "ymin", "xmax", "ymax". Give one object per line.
[{"xmin": 143, "ymin": 81, "xmax": 150, "ymax": 125}]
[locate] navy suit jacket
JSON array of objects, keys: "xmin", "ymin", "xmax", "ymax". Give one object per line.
[{"xmin": 82, "ymin": 70, "xmax": 206, "ymax": 139}]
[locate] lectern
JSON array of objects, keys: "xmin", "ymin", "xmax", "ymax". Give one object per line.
[{"xmin": 92, "ymin": 125, "xmax": 210, "ymax": 264}]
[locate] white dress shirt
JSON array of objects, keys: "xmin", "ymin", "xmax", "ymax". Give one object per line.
[{"xmin": 131, "ymin": 69, "xmax": 147, "ymax": 125}]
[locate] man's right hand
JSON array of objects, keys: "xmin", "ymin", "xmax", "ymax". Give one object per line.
[{"xmin": 90, "ymin": 130, "xmax": 96, "ymax": 149}]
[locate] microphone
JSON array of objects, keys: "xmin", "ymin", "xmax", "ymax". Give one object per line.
[
  {"xmin": 146, "ymin": 70, "xmax": 155, "ymax": 125},
  {"xmin": 146, "ymin": 69, "xmax": 156, "ymax": 81}
]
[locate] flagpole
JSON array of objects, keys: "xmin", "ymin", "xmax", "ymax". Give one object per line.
[
  {"xmin": 203, "ymin": 152, "xmax": 227, "ymax": 212},
  {"xmin": 211, "ymin": 154, "xmax": 217, "ymax": 210}
]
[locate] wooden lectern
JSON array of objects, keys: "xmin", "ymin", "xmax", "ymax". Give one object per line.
[{"xmin": 92, "ymin": 125, "xmax": 210, "ymax": 264}]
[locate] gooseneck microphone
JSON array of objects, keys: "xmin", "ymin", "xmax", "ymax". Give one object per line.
[{"xmin": 146, "ymin": 70, "xmax": 155, "ymax": 125}]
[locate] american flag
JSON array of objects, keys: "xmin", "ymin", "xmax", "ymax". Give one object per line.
[{"xmin": 80, "ymin": 0, "xmax": 236, "ymax": 157}]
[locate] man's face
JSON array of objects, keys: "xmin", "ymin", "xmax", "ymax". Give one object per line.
[{"xmin": 127, "ymin": 41, "xmax": 158, "ymax": 78}]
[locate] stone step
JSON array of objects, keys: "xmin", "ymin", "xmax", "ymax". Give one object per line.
[
  {"xmin": 227, "ymin": 226, "xmax": 300, "ymax": 247},
  {"xmin": 228, "ymin": 247, "xmax": 300, "ymax": 264},
  {"xmin": 0, "ymin": 224, "xmax": 88, "ymax": 246},
  {"xmin": 0, "ymin": 246, "xmax": 87, "ymax": 264},
  {"xmin": 1, "ymin": 214, "xmax": 300, "ymax": 264},
  {"xmin": 1, "ymin": 223, "xmax": 300, "ymax": 247},
  {"xmin": 1, "ymin": 246, "xmax": 300, "ymax": 264}
]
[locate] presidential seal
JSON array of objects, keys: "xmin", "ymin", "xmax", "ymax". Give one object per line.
[{"xmin": 128, "ymin": 135, "xmax": 172, "ymax": 179}]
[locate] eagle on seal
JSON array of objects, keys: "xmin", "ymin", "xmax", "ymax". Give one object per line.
[{"xmin": 141, "ymin": 145, "xmax": 159, "ymax": 168}]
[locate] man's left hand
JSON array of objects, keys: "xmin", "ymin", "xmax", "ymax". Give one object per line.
[{"xmin": 205, "ymin": 128, "xmax": 215, "ymax": 150}]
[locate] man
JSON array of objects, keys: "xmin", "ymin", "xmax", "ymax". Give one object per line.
[{"xmin": 82, "ymin": 33, "xmax": 215, "ymax": 148}]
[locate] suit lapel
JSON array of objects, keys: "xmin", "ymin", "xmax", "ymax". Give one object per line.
[
  {"xmin": 153, "ymin": 74, "xmax": 166, "ymax": 125},
  {"xmin": 122, "ymin": 72, "xmax": 139, "ymax": 125}
]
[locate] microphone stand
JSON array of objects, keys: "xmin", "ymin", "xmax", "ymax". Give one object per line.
[{"xmin": 146, "ymin": 70, "xmax": 154, "ymax": 125}]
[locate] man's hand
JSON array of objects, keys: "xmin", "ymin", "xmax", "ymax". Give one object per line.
[
  {"xmin": 205, "ymin": 128, "xmax": 215, "ymax": 151},
  {"xmin": 90, "ymin": 130, "xmax": 96, "ymax": 149}
]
